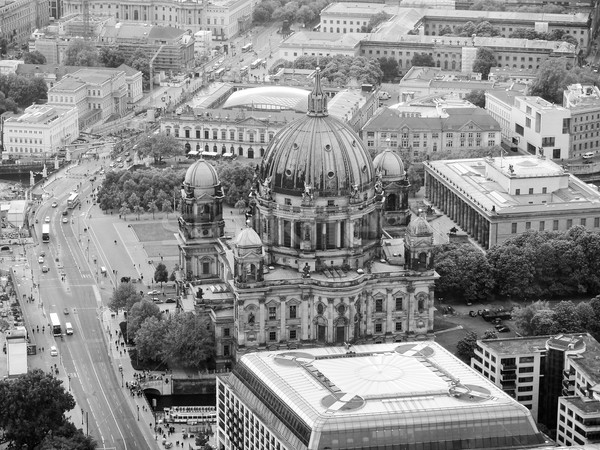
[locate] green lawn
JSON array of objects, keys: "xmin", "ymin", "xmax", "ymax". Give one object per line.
[{"xmin": 130, "ymin": 222, "xmax": 178, "ymax": 242}]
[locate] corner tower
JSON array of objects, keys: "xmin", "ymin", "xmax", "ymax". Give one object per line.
[{"xmin": 176, "ymin": 159, "xmax": 226, "ymax": 280}]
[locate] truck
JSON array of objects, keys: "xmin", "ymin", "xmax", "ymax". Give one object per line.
[
  {"xmin": 6, "ymin": 328, "xmax": 27, "ymax": 377},
  {"xmin": 481, "ymin": 309, "xmax": 512, "ymax": 322}
]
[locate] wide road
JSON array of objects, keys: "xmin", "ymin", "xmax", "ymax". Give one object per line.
[{"xmin": 30, "ymin": 156, "xmax": 154, "ymax": 450}]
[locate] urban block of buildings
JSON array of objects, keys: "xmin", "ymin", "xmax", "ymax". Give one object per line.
[
  {"xmin": 486, "ymin": 85, "xmax": 600, "ymax": 161},
  {"xmin": 2, "ymin": 104, "xmax": 78, "ymax": 159},
  {"xmin": 424, "ymin": 155, "xmax": 600, "ymax": 248},
  {"xmin": 162, "ymin": 84, "xmax": 379, "ymax": 158},
  {"xmin": 361, "ymin": 106, "xmax": 501, "ymax": 162},
  {"xmin": 0, "ymin": 0, "xmax": 50, "ymax": 43},
  {"xmin": 31, "ymin": 21, "xmax": 195, "ymax": 72},
  {"xmin": 216, "ymin": 341, "xmax": 547, "ymax": 449},
  {"xmin": 474, "ymin": 333, "xmax": 600, "ymax": 447},
  {"xmin": 60, "ymin": 0, "xmax": 254, "ymax": 39},
  {"xmin": 174, "ymin": 71, "xmax": 437, "ymax": 368}
]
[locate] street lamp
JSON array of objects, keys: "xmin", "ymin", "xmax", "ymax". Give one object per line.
[
  {"xmin": 68, "ymin": 374, "xmax": 71, "ymax": 391},
  {"xmin": 119, "ymin": 365, "xmax": 123, "ymax": 387},
  {"xmin": 137, "ymin": 405, "xmax": 140, "ymax": 421}
]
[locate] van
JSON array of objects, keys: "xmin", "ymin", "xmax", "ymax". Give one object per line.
[
  {"xmin": 65, "ymin": 322, "xmax": 73, "ymax": 335},
  {"xmin": 583, "ymin": 152, "xmax": 595, "ymax": 159},
  {"xmin": 100, "ymin": 266, "xmax": 107, "ymax": 275}
]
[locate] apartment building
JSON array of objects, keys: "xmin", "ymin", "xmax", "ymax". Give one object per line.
[
  {"xmin": 361, "ymin": 106, "xmax": 500, "ymax": 162},
  {"xmin": 473, "ymin": 336, "xmax": 548, "ymax": 421},
  {"xmin": 61, "ymin": 0, "xmax": 254, "ymax": 39},
  {"xmin": 2, "ymin": 104, "xmax": 79, "ymax": 159},
  {"xmin": 424, "ymin": 155, "xmax": 600, "ymax": 248},
  {"xmin": 563, "ymin": 84, "xmax": 600, "ymax": 160}
]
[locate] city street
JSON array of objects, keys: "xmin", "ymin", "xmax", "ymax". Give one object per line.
[{"xmin": 23, "ymin": 155, "xmax": 157, "ymax": 450}]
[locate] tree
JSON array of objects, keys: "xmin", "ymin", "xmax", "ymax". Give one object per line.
[
  {"xmin": 509, "ymin": 28, "xmax": 540, "ymax": 40},
  {"xmin": 433, "ymin": 243, "xmax": 495, "ymax": 302},
  {"xmin": 37, "ymin": 421, "xmax": 96, "ymax": 450},
  {"xmin": 163, "ymin": 312, "xmax": 215, "ymax": 369},
  {"xmin": 273, "ymin": 2, "xmax": 299, "ymax": 23},
  {"xmin": 411, "ymin": 53, "xmax": 435, "ymax": 67},
  {"xmin": 0, "ymin": 369, "xmax": 77, "ymax": 449},
  {"xmin": 63, "ymin": 39, "xmax": 99, "ymax": 66},
  {"xmin": 253, "ymin": 3, "xmax": 274, "ymax": 23},
  {"xmin": 512, "ymin": 300, "xmax": 550, "ymax": 336},
  {"xmin": 99, "ymin": 47, "xmax": 125, "ymax": 68},
  {"xmin": 119, "ymin": 205, "xmax": 131, "ymax": 220},
  {"xmin": 552, "ymin": 301, "xmax": 584, "ymax": 334},
  {"xmin": 378, "ymin": 57, "xmax": 400, "ymax": 82},
  {"xmin": 148, "ymin": 200, "xmax": 159, "ymax": 219},
  {"xmin": 0, "ymin": 92, "xmax": 18, "ymax": 115},
  {"xmin": 406, "ymin": 165, "xmax": 422, "ymax": 196},
  {"xmin": 472, "ymin": 48, "xmax": 496, "ymax": 80},
  {"xmin": 162, "ymin": 199, "xmax": 173, "ymax": 217},
  {"xmin": 23, "ymin": 50, "xmax": 46, "ymax": 64},
  {"xmin": 0, "ymin": 73, "xmax": 48, "ymax": 107},
  {"xmin": 456, "ymin": 331, "xmax": 478, "ymax": 362},
  {"xmin": 135, "ymin": 316, "xmax": 170, "ymax": 362},
  {"xmin": 217, "ymin": 162, "xmax": 256, "ymax": 206},
  {"xmin": 320, "ymin": 55, "xmax": 383, "ymax": 85},
  {"xmin": 135, "ymin": 133, "xmax": 184, "ymax": 164},
  {"xmin": 126, "ymin": 49, "xmax": 151, "ymax": 91},
  {"xmin": 154, "ymin": 263, "xmax": 169, "ymax": 287},
  {"xmin": 529, "ymin": 58, "xmax": 597, "ymax": 104},
  {"xmin": 195, "ymin": 429, "xmax": 215, "ymax": 450},
  {"xmin": 127, "ymin": 299, "xmax": 162, "ymax": 342},
  {"xmin": 464, "ymin": 89, "xmax": 486, "ymax": 108},
  {"xmin": 108, "ymin": 282, "xmax": 143, "ymax": 313},
  {"xmin": 296, "ymin": 4, "xmax": 316, "ymax": 25},
  {"xmin": 482, "ymin": 329, "xmax": 498, "ymax": 339},
  {"xmin": 530, "ymin": 309, "xmax": 557, "ymax": 335}
]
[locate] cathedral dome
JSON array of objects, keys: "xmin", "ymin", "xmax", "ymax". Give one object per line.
[
  {"xmin": 261, "ymin": 69, "xmax": 374, "ymax": 197},
  {"xmin": 373, "ymin": 149, "xmax": 405, "ymax": 179},
  {"xmin": 184, "ymin": 159, "xmax": 220, "ymax": 189},
  {"xmin": 407, "ymin": 212, "xmax": 434, "ymax": 237},
  {"xmin": 235, "ymin": 226, "xmax": 262, "ymax": 248}
]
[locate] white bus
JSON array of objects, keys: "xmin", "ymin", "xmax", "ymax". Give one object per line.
[
  {"xmin": 241, "ymin": 43, "xmax": 252, "ymax": 53},
  {"xmin": 67, "ymin": 192, "xmax": 80, "ymax": 209},
  {"xmin": 42, "ymin": 224, "xmax": 50, "ymax": 243},
  {"xmin": 214, "ymin": 67, "xmax": 225, "ymax": 78},
  {"xmin": 50, "ymin": 313, "xmax": 62, "ymax": 336},
  {"xmin": 250, "ymin": 59, "xmax": 262, "ymax": 69},
  {"xmin": 163, "ymin": 406, "xmax": 216, "ymax": 424}
]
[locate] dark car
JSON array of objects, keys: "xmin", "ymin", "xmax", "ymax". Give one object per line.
[{"xmin": 165, "ymin": 298, "xmax": 176, "ymax": 303}]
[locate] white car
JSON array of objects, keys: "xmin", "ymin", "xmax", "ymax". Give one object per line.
[
  {"xmin": 583, "ymin": 152, "xmax": 595, "ymax": 159},
  {"xmin": 147, "ymin": 290, "xmax": 160, "ymax": 296},
  {"xmin": 44, "ymin": 216, "xmax": 50, "ymax": 223},
  {"xmin": 38, "ymin": 256, "xmax": 44, "ymax": 264},
  {"xmin": 50, "ymin": 346, "xmax": 58, "ymax": 356}
]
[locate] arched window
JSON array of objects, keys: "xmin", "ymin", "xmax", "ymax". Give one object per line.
[
  {"xmin": 205, "ymin": 144, "xmax": 209, "ymax": 152},
  {"xmin": 418, "ymin": 298, "xmax": 425, "ymax": 313},
  {"xmin": 238, "ymin": 146, "xmax": 244, "ymax": 156}
]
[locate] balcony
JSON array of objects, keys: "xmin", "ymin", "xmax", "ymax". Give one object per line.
[
  {"xmin": 564, "ymin": 369, "xmax": 575, "ymax": 378},
  {"xmin": 563, "ymin": 379, "xmax": 575, "ymax": 389},
  {"xmin": 501, "ymin": 381, "xmax": 516, "ymax": 390},
  {"xmin": 501, "ymin": 373, "xmax": 517, "ymax": 381}
]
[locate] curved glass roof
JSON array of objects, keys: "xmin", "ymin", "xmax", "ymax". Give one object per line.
[
  {"xmin": 234, "ymin": 342, "xmax": 546, "ymax": 450},
  {"xmin": 222, "ymin": 86, "xmax": 310, "ymax": 112}
]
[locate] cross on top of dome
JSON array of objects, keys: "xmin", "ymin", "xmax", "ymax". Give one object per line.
[{"xmin": 307, "ymin": 67, "xmax": 328, "ymax": 118}]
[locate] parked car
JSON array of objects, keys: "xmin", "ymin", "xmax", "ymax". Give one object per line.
[
  {"xmin": 496, "ymin": 325, "xmax": 510, "ymax": 333},
  {"xmin": 44, "ymin": 216, "xmax": 50, "ymax": 223},
  {"xmin": 63, "ymin": 308, "xmax": 69, "ymax": 315},
  {"xmin": 38, "ymin": 256, "xmax": 44, "ymax": 264},
  {"xmin": 51, "ymin": 201, "xmax": 58, "ymax": 208},
  {"xmin": 50, "ymin": 346, "xmax": 58, "ymax": 356},
  {"xmin": 583, "ymin": 152, "xmax": 595, "ymax": 159},
  {"xmin": 62, "ymin": 217, "xmax": 68, "ymax": 224},
  {"xmin": 42, "ymin": 266, "xmax": 49, "ymax": 273}
]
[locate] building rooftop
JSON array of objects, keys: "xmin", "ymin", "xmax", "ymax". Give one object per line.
[
  {"xmin": 327, "ymin": 89, "xmax": 370, "ymax": 122},
  {"xmin": 480, "ymin": 336, "xmax": 551, "ymax": 355},
  {"xmin": 562, "ymin": 396, "xmax": 600, "ymax": 415},
  {"xmin": 564, "ymin": 84, "xmax": 600, "ymax": 110},
  {"xmin": 71, "ymin": 68, "xmax": 116, "ymax": 84},
  {"xmin": 226, "ymin": 341, "xmax": 546, "ymax": 449},
  {"xmin": 401, "ymin": 66, "xmax": 483, "ymax": 83},
  {"xmin": 425, "ymin": 156, "xmax": 600, "ymax": 215},
  {"xmin": 222, "ymin": 86, "xmax": 310, "ymax": 112},
  {"xmin": 560, "ymin": 334, "xmax": 600, "ymax": 386},
  {"xmin": 51, "ymin": 76, "xmax": 86, "ymax": 91},
  {"xmin": 5, "ymin": 105, "xmax": 74, "ymax": 125},
  {"xmin": 281, "ymin": 31, "xmax": 366, "ymax": 49},
  {"xmin": 420, "ymin": 8, "xmax": 589, "ymax": 24}
]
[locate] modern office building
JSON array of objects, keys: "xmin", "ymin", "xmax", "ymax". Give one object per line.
[
  {"xmin": 486, "ymin": 92, "xmax": 571, "ymax": 160},
  {"xmin": 361, "ymin": 106, "xmax": 500, "ymax": 162},
  {"xmin": 216, "ymin": 341, "xmax": 548, "ymax": 450},
  {"xmin": 2, "ymin": 104, "xmax": 79, "ymax": 159},
  {"xmin": 474, "ymin": 333, "xmax": 600, "ymax": 445},
  {"xmin": 174, "ymin": 71, "xmax": 438, "ymax": 368},
  {"xmin": 0, "ymin": 0, "xmax": 50, "ymax": 43},
  {"xmin": 424, "ymin": 155, "xmax": 600, "ymax": 248},
  {"xmin": 61, "ymin": 0, "xmax": 254, "ymax": 39}
]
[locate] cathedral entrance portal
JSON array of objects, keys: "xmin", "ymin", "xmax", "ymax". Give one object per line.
[
  {"xmin": 336, "ymin": 326, "xmax": 345, "ymax": 344},
  {"xmin": 318, "ymin": 325, "xmax": 326, "ymax": 342}
]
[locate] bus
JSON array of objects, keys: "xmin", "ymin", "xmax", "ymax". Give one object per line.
[
  {"xmin": 67, "ymin": 192, "xmax": 80, "ymax": 209},
  {"xmin": 241, "ymin": 43, "xmax": 252, "ymax": 53},
  {"xmin": 42, "ymin": 224, "xmax": 50, "ymax": 243},
  {"xmin": 50, "ymin": 313, "xmax": 62, "ymax": 336},
  {"xmin": 250, "ymin": 58, "xmax": 262, "ymax": 69},
  {"xmin": 214, "ymin": 67, "xmax": 225, "ymax": 78},
  {"xmin": 163, "ymin": 406, "xmax": 216, "ymax": 424}
]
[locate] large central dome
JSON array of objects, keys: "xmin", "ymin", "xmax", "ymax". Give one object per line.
[{"xmin": 261, "ymin": 69, "xmax": 374, "ymax": 197}]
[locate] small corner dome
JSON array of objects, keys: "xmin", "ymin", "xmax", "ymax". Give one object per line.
[
  {"xmin": 373, "ymin": 149, "xmax": 405, "ymax": 178},
  {"xmin": 407, "ymin": 213, "xmax": 433, "ymax": 236},
  {"xmin": 235, "ymin": 226, "xmax": 262, "ymax": 248},
  {"xmin": 184, "ymin": 160, "xmax": 220, "ymax": 188}
]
